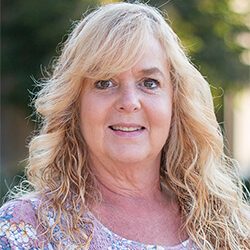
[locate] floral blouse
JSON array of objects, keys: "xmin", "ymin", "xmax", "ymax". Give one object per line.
[{"xmin": 0, "ymin": 199, "xmax": 198, "ymax": 249}]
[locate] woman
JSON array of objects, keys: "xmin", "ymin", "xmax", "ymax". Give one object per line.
[{"xmin": 0, "ymin": 2, "xmax": 249, "ymax": 249}]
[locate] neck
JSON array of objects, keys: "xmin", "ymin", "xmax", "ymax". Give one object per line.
[{"xmin": 89, "ymin": 155, "xmax": 164, "ymax": 203}]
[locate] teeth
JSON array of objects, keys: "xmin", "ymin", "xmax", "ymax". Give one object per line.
[{"xmin": 111, "ymin": 126, "xmax": 142, "ymax": 132}]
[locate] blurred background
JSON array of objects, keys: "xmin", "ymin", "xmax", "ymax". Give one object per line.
[{"xmin": 1, "ymin": 0, "xmax": 250, "ymax": 205}]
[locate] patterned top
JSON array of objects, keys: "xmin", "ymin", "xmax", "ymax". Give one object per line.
[{"xmin": 0, "ymin": 198, "xmax": 198, "ymax": 249}]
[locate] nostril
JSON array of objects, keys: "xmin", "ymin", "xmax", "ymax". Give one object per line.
[{"xmin": 114, "ymin": 90, "xmax": 141, "ymax": 112}]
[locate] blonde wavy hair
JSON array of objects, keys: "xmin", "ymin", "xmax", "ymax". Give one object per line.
[{"xmin": 24, "ymin": 2, "xmax": 250, "ymax": 249}]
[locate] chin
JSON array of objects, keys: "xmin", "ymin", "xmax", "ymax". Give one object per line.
[{"xmin": 108, "ymin": 149, "xmax": 151, "ymax": 164}]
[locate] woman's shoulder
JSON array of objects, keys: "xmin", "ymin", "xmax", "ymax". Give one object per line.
[
  {"xmin": 0, "ymin": 197, "xmax": 40, "ymax": 226},
  {"xmin": 1, "ymin": 197, "xmax": 39, "ymax": 217},
  {"xmin": 0, "ymin": 197, "xmax": 42, "ymax": 249}
]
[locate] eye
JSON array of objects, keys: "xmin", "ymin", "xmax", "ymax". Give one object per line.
[
  {"xmin": 141, "ymin": 78, "xmax": 160, "ymax": 89},
  {"xmin": 95, "ymin": 80, "xmax": 114, "ymax": 89}
]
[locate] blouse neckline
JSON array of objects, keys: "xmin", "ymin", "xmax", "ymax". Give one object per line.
[{"xmin": 86, "ymin": 210, "xmax": 190, "ymax": 249}]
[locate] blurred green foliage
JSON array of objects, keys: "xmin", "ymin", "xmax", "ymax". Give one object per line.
[
  {"xmin": 1, "ymin": 0, "xmax": 99, "ymax": 203},
  {"xmin": 145, "ymin": 0, "xmax": 249, "ymax": 121},
  {"xmin": 2, "ymin": 0, "xmax": 98, "ymax": 112},
  {"xmin": 2, "ymin": 0, "xmax": 249, "ymax": 119},
  {"xmin": 162, "ymin": 0, "xmax": 248, "ymax": 86},
  {"xmin": 1, "ymin": 0, "xmax": 249, "ymax": 202}
]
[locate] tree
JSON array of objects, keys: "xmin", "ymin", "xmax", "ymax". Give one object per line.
[
  {"xmin": 2, "ymin": 0, "xmax": 98, "ymax": 113},
  {"xmin": 134, "ymin": 0, "xmax": 249, "ymax": 121},
  {"xmin": 1, "ymin": 0, "xmax": 98, "ymax": 203}
]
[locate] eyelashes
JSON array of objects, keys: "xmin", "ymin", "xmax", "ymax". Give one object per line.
[
  {"xmin": 94, "ymin": 78, "xmax": 160, "ymax": 90},
  {"xmin": 140, "ymin": 78, "xmax": 160, "ymax": 89},
  {"xmin": 95, "ymin": 80, "xmax": 115, "ymax": 89}
]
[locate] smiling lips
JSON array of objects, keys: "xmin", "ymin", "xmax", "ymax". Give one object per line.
[{"xmin": 109, "ymin": 125, "xmax": 146, "ymax": 132}]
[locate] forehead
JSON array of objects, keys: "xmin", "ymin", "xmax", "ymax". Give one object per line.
[
  {"xmin": 99, "ymin": 35, "xmax": 169, "ymax": 83},
  {"xmin": 128, "ymin": 35, "xmax": 170, "ymax": 78},
  {"xmin": 82, "ymin": 24, "xmax": 169, "ymax": 81},
  {"xmin": 136, "ymin": 35, "xmax": 167, "ymax": 63},
  {"xmin": 100, "ymin": 36, "xmax": 171, "ymax": 85}
]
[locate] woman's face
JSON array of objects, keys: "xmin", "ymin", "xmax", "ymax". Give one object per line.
[{"xmin": 80, "ymin": 35, "xmax": 173, "ymax": 167}]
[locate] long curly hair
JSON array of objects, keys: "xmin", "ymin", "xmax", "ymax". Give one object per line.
[{"xmin": 24, "ymin": 2, "xmax": 250, "ymax": 249}]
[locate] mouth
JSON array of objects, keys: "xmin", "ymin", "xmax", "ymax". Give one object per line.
[{"xmin": 108, "ymin": 125, "xmax": 146, "ymax": 132}]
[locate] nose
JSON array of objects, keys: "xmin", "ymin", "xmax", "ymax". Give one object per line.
[{"xmin": 115, "ymin": 85, "xmax": 141, "ymax": 113}]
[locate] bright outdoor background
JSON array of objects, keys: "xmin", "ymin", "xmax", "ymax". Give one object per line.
[{"xmin": 1, "ymin": 0, "xmax": 250, "ymax": 205}]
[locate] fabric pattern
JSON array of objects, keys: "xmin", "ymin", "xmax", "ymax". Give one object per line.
[{"xmin": 0, "ymin": 199, "xmax": 198, "ymax": 249}]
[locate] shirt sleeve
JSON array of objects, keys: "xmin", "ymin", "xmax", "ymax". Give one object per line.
[{"xmin": 0, "ymin": 199, "xmax": 41, "ymax": 250}]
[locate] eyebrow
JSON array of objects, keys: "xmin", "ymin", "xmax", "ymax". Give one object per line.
[{"xmin": 138, "ymin": 67, "xmax": 165, "ymax": 78}]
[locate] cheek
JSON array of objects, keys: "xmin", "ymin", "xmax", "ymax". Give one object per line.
[
  {"xmin": 79, "ymin": 94, "xmax": 109, "ymax": 141},
  {"xmin": 149, "ymin": 97, "xmax": 172, "ymax": 147},
  {"xmin": 80, "ymin": 95, "xmax": 97, "ymax": 139},
  {"xmin": 80, "ymin": 105, "xmax": 103, "ymax": 155},
  {"xmin": 150, "ymin": 96, "xmax": 172, "ymax": 127},
  {"xmin": 154, "ymin": 110, "xmax": 172, "ymax": 136}
]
